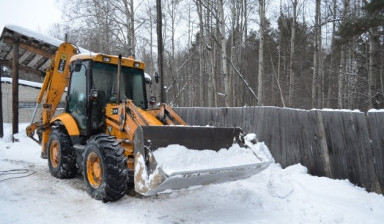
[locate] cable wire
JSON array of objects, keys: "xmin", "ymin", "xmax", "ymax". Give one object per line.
[{"xmin": 0, "ymin": 169, "xmax": 35, "ymax": 182}]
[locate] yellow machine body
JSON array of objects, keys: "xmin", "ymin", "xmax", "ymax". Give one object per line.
[{"xmin": 26, "ymin": 42, "xmax": 271, "ymax": 202}]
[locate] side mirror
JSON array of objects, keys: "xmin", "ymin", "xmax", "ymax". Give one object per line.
[
  {"xmin": 154, "ymin": 72, "xmax": 159, "ymax": 84},
  {"xmin": 145, "ymin": 73, "xmax": 152, "ymax": 85},
  {"xmin": 149, "ymin": 96, "xmax": 156, "ymax": 105},
  {"xmin": 90, "ymin": 89, "xmax": 98, "ymax": 101},
  {"xmin": 74, "ymin": 58, "xmax": 83, "ymax": 72}
]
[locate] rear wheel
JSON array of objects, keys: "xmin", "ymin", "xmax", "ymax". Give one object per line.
[
  {"xmin": 47, "ymin": 127, "xmax": 77, "ymax": 178},
  {"xmin": 83, "ymin": 134, "xmax": 128, "ymax": 202}
]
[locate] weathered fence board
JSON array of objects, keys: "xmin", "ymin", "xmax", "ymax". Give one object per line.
[
  {"xmin": 174, "ymin": 107, "xmax": 383, "ymax": 194},
  {"xmin": 368, "ymin": 111, "xmax": 384, "ymax": 193}
]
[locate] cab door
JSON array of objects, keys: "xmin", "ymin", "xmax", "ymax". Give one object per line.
[{"xmin": 67, "ymin": 61, "xmax": 89, "ymax": 134}]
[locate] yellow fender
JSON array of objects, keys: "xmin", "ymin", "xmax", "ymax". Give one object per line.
[{"xmin": 51, "ymin": 113, "xmax": 80, "ymax": 136}]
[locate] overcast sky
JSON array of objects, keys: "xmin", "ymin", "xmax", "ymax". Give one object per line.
[{"xmin": 0, "ymin": 0, "xmax": 62, "ymax": 35}]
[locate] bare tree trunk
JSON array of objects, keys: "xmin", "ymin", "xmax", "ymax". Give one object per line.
[
  {"xmin": 258, "ymin": 0, "xmax": 265, "ymax": 105},
  {"xmin": 219, "ymin": 0, "xmax": 230, "ymax": 107},
  {"xmin": 148, "ymin": 5, "xmax": 154, "ymax": 73},
  {"xmin": 312, "ymin": 0, "xmax": 319, "ymax": 108},
  {"xmin": 213, "ymin": 2, "xmax": 219, "ymax": 107},
  {"xmin": 381, "ymin": 54, "xmax": 384, "ymax": 98},
  {"xmin": 270, "ymin": 49, "xmax": 286, "ymax": 107},
  {"xmin": 156, "ymin": 0, "xmax": 165, "ymax": 103},
  {"xmin": 289, "ymin": 0, "xmax": 297, "ymax": 107},
  {"xmin": 207, "ymin": 0, "xmax": 214, "ymax": 107},
  {"xmin": 314, "ymin": 0, "xmax": 323, "ymax": 108},
  {"xmin": 170, "ymin": 1, "xmax": 176, "ymax": 59},
  {"xmin": 121, "ymin": 0, "xmax": 135, "ymax": 56},
  {"xmin": 368, "ymin": 29, "xmax": 375, "ymax": 108},
  {"xmin": 196, "ymin": 0, "xmax": 205, "ymax": 106},
  {"xmin": 210, "ymin": 41, "xmax": 218, "ymax": 107},
  {"xmin": 228, "ymin": 59, "xmax": 259, "ymax": 103},
  {"xmin": 168, "ymin": 0, "xmax": 179, "ymax": 105},
  {"xmin": 327, "ymin": 0, "xmax": 337, "ymax": 108},
  {"xmin": 230, "ymin": 1, "xmax": 236, "ymax": 106},
  {"xmin": 338, "ymin": 0, "xmax": 350, "ymax": 109},
  {"xmin": 129, "ymin": 0, "xmax": 135, "ymax": 56},
  {"xmin": 243, "ymin": 0, "xmax": 248, "ymax": 42},
  {"xmin": 278, "ymin": 0, "xmax": 283, "ymax": 107},
  {"xmin": 338, "ymin": 48, "xmax": 345, "ymax": 109},
  {"xmin": 208, "ymin": 36, "xmax": 214, "ymax": 107}
]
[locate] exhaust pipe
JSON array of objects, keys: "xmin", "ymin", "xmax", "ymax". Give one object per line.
[{"xmin": 116, "ymin": 54, "xmax": 122, "ymax": 103}]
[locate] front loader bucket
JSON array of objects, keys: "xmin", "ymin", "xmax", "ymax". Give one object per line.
[{"xmin": 133, "ymin": 126, "xmax": 272, "ymax": 196}]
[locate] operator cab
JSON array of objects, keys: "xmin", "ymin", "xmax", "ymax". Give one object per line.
[{"xmin": 66, "ymin": 54, "xmax": 147, "ymax": 136}]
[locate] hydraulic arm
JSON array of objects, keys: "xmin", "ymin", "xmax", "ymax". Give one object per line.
[{"xmin": 26, "ymin": 43, "xmax": 77, "ymax": 157}]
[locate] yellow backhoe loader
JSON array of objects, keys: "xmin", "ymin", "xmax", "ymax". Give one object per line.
[{"xmin": 26, "ymin": 42, "xmax": 272, "ymax": 202}]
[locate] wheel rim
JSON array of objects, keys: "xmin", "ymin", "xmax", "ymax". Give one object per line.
[
  {"xmin": 49, "ymin": 140, "xmax": 60, "ymax": 168},
  {"xmin": 87, "ymin": 152, "xmax": 103, "ymax": 188}
]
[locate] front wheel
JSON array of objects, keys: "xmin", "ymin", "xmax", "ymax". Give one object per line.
[
  {"xmin": 47, "ymin": 127, "xmax": 77, "ymax": 178},
  {"xmin": 83, "ymin": 134, "xmax": 128, "ymax": 202}
]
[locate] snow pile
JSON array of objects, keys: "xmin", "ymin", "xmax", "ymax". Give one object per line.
[
  {"xmin": 1, "ymin": 123, "xmax": 384, "ymax": 224},
  {"xmin": 153, "ymin": 134, "xmax": 273, "ymax": 174}
]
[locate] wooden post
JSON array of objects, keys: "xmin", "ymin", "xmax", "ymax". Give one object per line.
[
  {"xmin": 156, "ymin": 0, "xmax": 165, "ymax": 103},
  {"xmin": 0, "ymin": 65, "xmax": 3, "ymax": 138},
  {"xmin": 12, "ymin": 40, "xmax": 19, "ymax": 142}
]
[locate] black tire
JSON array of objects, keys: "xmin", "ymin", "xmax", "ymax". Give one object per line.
[
  {"xmin": 47, "ymin": 127, "xmax": 77, "ymax": 178},
  {"xmin": 83, "ymin": 134, "xmax": 128, "ymax": 202}
]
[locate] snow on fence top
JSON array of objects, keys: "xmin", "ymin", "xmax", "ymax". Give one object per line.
[
  {"xmin": 1, "ymin": 77, "xmax": 68, "ymax": 92},
  {"xmin": 1, "ymin": 77, "xmax": 42, "ymax": 89}
]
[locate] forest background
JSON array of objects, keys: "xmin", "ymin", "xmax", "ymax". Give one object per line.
[{"xmin": 30, "ymin": 0, "xmax": 384, "ymax": 111}]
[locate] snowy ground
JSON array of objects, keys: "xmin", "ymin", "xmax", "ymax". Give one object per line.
[{"xmin": 1, "ymin": 124, "xmax": 384, "ymax": 224}]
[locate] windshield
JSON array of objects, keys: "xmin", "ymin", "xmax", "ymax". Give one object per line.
[{"xmin": 92, "ymin": 62, "xmax": 147, "ymax": 109}]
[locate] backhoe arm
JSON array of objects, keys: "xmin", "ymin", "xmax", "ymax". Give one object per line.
[{"xmin": 26, "ymin": 43, "xmax": 78, "ymax": 156}]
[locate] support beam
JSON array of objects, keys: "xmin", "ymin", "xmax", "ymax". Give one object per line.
[
  {"xmin": 37, "ymin": 58, "xmax": 51, "ymax": 71},
  {"xmin": 3, "ymin": 37, "xmax": 54, "ymax": 59},
  {"xmin": 26, "ymin": 54, "xmax": 43, "ymax": 67},
  {"xmin": 12, "ymin": 40, "xmax": 19, "ymax": 141},
  {"xmin": 0, "ymin": 59, "xmax": 45, "ymax": 77},
  {"xmin": 5, "ymin": 47, "xmax": 14, "ymax": 61},
  {"xmin": 18, "ymin": 51, "xmax": 33, "ymax": 64}
]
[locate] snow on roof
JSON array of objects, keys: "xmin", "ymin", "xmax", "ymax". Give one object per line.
[
  {"xmin": 3, "ymin": 25, "xmax": 92, "ymax": 54},
  {"xmin": 5, "ymin": 24, "xmax": 62, "ymax": 47},
  {"xmin": 1, "ymin": 77, "xmax": 42, "ymax": 89},
  {"xmin": 77, "ymin": 47, "xmax": 93, "ymax": 54}
]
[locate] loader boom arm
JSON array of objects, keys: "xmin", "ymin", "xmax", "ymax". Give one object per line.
[{"xmin": 26, "ymin": 43, "xmax": 78, "ymax": 155}]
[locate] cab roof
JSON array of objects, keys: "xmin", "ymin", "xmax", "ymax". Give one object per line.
[{"xmin": 70, "ymin": 53, "xmax": 145, "ymax": 70}]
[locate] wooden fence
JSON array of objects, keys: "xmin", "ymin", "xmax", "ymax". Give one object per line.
[{"xmin": 174, "ymin": 107, "xmax": 384, "ymax": 194}]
